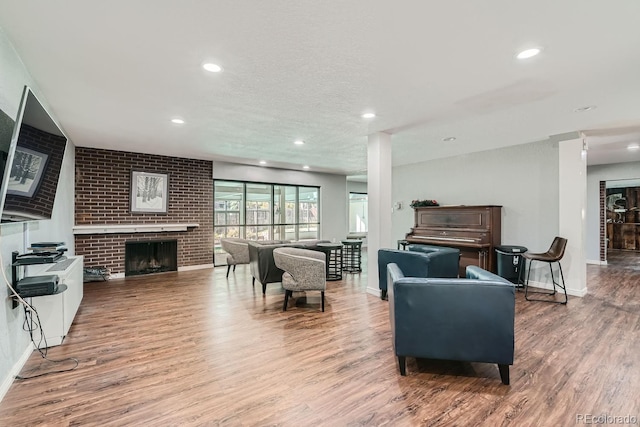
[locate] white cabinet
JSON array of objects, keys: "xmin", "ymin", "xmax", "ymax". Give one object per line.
[{"xmin": 27, "ymin": 256, "xmax": 84, "ymax": 348}]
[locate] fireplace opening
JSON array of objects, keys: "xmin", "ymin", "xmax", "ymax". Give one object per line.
[{"xmin": 125, "ymin": 240, "xmax": 178, "ymax": 276}]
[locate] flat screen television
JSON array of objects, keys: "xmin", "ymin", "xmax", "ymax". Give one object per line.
[{"xmin": 0, "ymin": 86, "xmax": 68, "ymax": 223}]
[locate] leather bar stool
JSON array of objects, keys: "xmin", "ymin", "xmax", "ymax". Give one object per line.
[{"xmin": 520, "ymin": 236, "xmax": 568, "ymax": 304}]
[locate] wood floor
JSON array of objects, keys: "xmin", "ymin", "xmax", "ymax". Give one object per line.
[{"xmin": 1, "ymin": 251, "xmax": 639, "ymax": 426}]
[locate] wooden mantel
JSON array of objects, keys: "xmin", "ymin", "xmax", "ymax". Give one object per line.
[{"xmin": 73, "ymin": 223, "xmax": 199, "ymax": 235}]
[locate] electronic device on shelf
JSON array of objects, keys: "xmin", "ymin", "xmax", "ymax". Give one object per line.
[
  {"xmin": 28, "ymin": 241, "xmax": 67, "ymax": 253},
  {"xmin": 30, "ymin": 242, "xmax": 65, "ymax": 248},
  {"xmin": 16, "ymin": 275, "xmax": 60, "ymax": 297},
  {"xmin": 13, "ymin": 251, "xmax": 65, "ymax": 265},
  {"xmin": 10, "ymin": 251, "xmax": 68, "ymax": 307}
]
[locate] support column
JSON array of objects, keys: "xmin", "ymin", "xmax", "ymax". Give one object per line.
[
  {"xmin": 558, "ymin": 138, "xmax": 588, "ymax": 296},
  {"xmin": 366, "ymin": 132, "xmax": 393, "ymax": 296}
]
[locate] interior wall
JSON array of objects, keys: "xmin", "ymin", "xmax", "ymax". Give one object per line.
[
  {"xmin": 586, "ymin": 161, "xmax": 640, "ymax": 262},
  {"xmin": 75, "ymin": 147, "xmax": 214, "ymax": 275},
  {"xmin": 212, "ymin": 162, "xmax": 348, "ymax": 242},
  {"xmin": 347, "ymin": 181, "xmax": 367, "ymax": 194},
  {"xmin": 392, "ymin": 138, "xmax": 560, "ymax": 253},
  {"xmin": 0, "ymin": 26, "xmax": 76, "ymax": 399}
]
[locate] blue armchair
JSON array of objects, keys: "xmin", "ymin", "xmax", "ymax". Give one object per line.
[
  {"xmin": 378, "ymin": 245, "xmax": 459, "ymax": 300},
  {"xmin": 387, "ymin": 264, "xmax": 515, "ymax": 384}
]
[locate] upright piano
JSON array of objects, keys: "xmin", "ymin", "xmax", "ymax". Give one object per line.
[{"xmin": 405, "ymin": 205, "xmax": 502, "ymax": 276}]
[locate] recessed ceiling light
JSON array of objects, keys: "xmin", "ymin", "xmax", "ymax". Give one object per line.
[
  {"xmin": 203, "ymin": 63, "xmax": 223, "ymax": 73},
  {"xmin": 259, "ymin": 160, "xmax": 267, "ymax": 165},
  {"xmin": 302, "ymin": 165, "xmax": 310, "ymax": 170},
  {"xmin": 294, "ymin": 140, "xmax": 305, "ymax": 145},
  {"xmin": 442, "ymin": 136, "xmax": 456, "ymax": 142},
  {"xmin": 361, "ymin": 112, "xmax": 376, "ymax": 119},
  {"xmin": 516, "ymin": 48, "xmax": 541, "ymax": 59},
  {"xmin": 628, "ymin": 143, "xmax": 640, "ymax": 151},
  {"xmin": 574, "ymin": 105, "xmax": 597, "ymax": 112},
  {"xmin": 171, "ymin": 118, "xmax": 185, "ymax": 124}
]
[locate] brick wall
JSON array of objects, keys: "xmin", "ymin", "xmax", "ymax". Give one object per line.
[{"xmin": 75, "ymin": 147, "xmax": 213, "ymax": 274}]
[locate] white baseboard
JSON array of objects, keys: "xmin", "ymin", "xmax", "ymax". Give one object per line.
[
  {"xmin": 586, "ymin": 259, "xmax": 607, "ymax": 265},
  {"xmin": 178, "ymin": 263, "xmax": 213, "ymax": 272},
  {"xmin": 525, "ymin": 280, "xmax": 587, "ymax": 297},
  {"xmin": 0, "ymin": 344, "xmax": 33, "ymax": 403},
  {"xmin": 366, "ymin": 286, "xmax": 380, "ymax": 298}
]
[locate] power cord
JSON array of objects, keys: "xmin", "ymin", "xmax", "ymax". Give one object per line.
[{"xmin": 15, "ymin": 302, "xmax": 78, "ymax": 380}]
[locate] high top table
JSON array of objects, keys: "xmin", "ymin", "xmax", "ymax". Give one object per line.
[
  {"xmin": 341, "ymin": 239, "xmax": 362, "ymax": 273},
  {"xmin": 315, "ymin": 243, "xmax": 343, "ymax": 281}
]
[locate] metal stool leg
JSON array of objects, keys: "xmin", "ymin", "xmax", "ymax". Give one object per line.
[{"xmin": 524, "ymin": 260, "xmax": 568, "ymax": 304}]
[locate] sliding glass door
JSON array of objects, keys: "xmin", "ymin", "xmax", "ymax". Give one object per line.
[
  {"xmin": 274, "ymin": 185, "xmax": 297, "ymax": 241},
  {"xmin": 298, "ymin": 186, "xmax": 319, "ymax": 240},
  {"xmin": 213, "ymin": 180, "xmax": 321, "ymax": 265},
  {"xmin": 246, "ymin": 183, "xmax": 272, "ymax": 241},
  {"xmin": 348, "ymin": 192, "xmax": 368, "ymax": 233}
]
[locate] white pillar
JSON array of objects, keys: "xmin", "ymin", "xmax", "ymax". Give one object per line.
[
  {"xmin": 558, "ymin": 138, "xmax": 588, "ymax": 296},
  {"xmin": 366, "ymin": 132, "xmax": 393, "ymax": 296}
]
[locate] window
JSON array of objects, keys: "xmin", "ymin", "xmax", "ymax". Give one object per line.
[
  {"xmin": 274, "ymin": 185, "xmax": 297, "ymax": 241},
  {"xmin": 213, "ymin": 180, "xmax": 321, "ymax": 265},
  {"xmin": 298, "ymin": 187, "xmax": 319, "ymax": 239},
  {"xmin": 349, "ymin": 192, "xmax": 368, "ymax": 233},
  {"xmin": 213, "ymin": 182, "xmax": 244, "ymax": 245}
]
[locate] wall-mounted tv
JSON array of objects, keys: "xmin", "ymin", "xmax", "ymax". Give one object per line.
[{"xmin": 0, "ymin": 86, "xmax": 68, "ymax": 223}]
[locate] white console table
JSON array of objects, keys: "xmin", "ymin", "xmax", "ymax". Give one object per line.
[{"xmin": 25, "ymin": 256, "xmax": 84, "ymax": 348}]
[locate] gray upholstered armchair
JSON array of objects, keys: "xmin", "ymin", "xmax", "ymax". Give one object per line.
[
  {"xmin": 220, "ymin": 238, "xmax": 250, "ymax": 278},
  {"xmin": 273, "ymin": 247, "xmax": 326, "ymax": 312},
  {"xmin": 378, "ymin": 246, "xmax": 460, "ymax": 300},
  {"xmin": 387, "ymin": 264, "xmax": 515, "ymax": 384}
]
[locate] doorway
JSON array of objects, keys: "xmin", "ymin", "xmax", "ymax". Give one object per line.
[{"xmin": 602, "ymin": 178, "xmax": 640, "ymax": 266}]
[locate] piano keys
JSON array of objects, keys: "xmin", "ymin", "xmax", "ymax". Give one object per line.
[{"xmin": 405, "ymin": 205, "xmax": 502, "ymax": 276}]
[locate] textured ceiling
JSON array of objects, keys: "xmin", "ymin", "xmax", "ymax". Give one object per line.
[{"xmin": 1, "ymin": 0, "xmax": 640, "ymax": 176}]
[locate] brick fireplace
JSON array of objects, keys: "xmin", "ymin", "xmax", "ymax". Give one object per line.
[{"xmin": 75, "ymin": 147, "xmax": 214, "ymax": 275}]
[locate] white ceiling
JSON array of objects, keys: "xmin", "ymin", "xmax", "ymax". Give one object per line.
[{"xmin": 1, "ymin": 1, "xmax": 640, "ymax": 176}]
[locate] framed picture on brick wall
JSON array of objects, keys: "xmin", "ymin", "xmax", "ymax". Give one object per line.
[{"xmin": 130, "ymin": 171, "xmax": 168, "ymax": 214}]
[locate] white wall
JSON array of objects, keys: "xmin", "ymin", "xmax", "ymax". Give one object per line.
[
  {"xmin": 586, "ymin": 161, "xmax": 640, "ymax": 262},
  {"xmin": 392, "ymin": 138, "xmax": 560, "ymax": 254},
  {"xmin": 347, "ymin": 181, "xmax": 367, "ymax": 194},
  {"xmin": 212, "ymin": 161, "xmax": 348, "ymax": 242},
  {"xmin": 558, "ymin": 138, "xmax": 587, "ymax": 296},
  {"xmin": 0, "ymin": 26, "xmax": 76, "ymax": 400}
]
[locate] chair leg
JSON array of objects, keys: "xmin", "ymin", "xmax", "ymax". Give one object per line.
[
  {"xmin": 525, "ymin": 260, "xmax": 568, "ymax": 304},
  {"xmin": 321, "ymin": 291, "xmax": 325, "ymax": 312},
  {"xmin": 548, "ymin": 263, "xmax": 557, "ymax": 295},
  {"xmin": 498, "ymin": 364, "xmax": 510, "ymax": 385},
  {"xmin": 262, "ymin": 283, "xmax": 267, "ymax": 295},
  {"xmin": 381, "ymin": 289, "xmax": 387, "ymax": 300},
  {"xmin": 398, "ymin": 356, "xmax": 407, "ymax": 376},
  {"xmin": 252, "ymin": 277, "xmax": 255, "ymax": 286},
  {"xmin": 282, "ymin": 290, "xmax": 291, "ymax": 311},
  {"xmin": 233, "ymin": 265, "xmax": 236, "ymax": 272},
  {"xmin": 226, "ymin": 265, "xmax": 231, "ymax": 278},
  {"xmin": 557, "ymin": 262, "xmax": 568, "ymax": 304}
]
